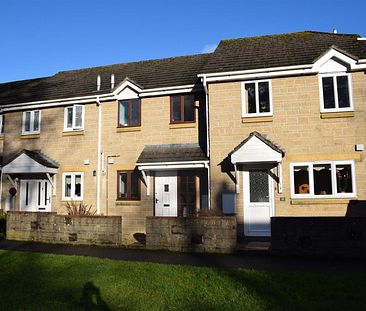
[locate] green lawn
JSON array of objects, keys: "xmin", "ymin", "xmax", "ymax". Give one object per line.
[{"xmin": 0, "ymin": 250, "xmax": 365, "ymax": 310}]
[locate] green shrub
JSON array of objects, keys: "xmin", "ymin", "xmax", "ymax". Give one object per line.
[{"xmin": 64, "ymin": 201, "xmax": 96, "ymax": 217}]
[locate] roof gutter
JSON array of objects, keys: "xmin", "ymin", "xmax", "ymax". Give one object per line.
[
  {"xmin": 0, "ymin": 93, "xmax": 115, "ymax": 113},
  {"xmin": 197, "ymin": 64, "xmax": 314, "ymax": 79},
  {"xmin": 0, "ymin": 84, "xmax": 204, "ymax": 112},
  {"xmin": 198, "ymin": 59, "xmax": 366, "ymax": 83}
]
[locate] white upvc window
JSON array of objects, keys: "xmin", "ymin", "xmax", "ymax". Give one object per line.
[
  {"xmin": 64, "ymin": 105, "xmax": 84, "ymax": 131},
  {"xmin": 290, "ymin": 160, "xmax": 356, "ymax": 199},
  {"xmin": 319, "ymin": 73, "xmax": 353, "ymax": 112},
  {"xmin": 241, "ymin": 80, "xmax": 273, "ymax": 117},
  {"xmin": 22, "ymin": 110, "xmax": 41, "ymax": 134},
  {"xmin": 0, "ymin": 115, "xmax": 4, "ymax": 135},
  {"xmin": 62, "ymin": 172, "xmax": 84, "ymax": 201}
]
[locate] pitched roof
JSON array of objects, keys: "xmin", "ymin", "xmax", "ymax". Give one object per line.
[
  {"xmin": 202, "ymin": 31, "xmax": 366, "ymax": 74},
  {"xmin": 0, "ymin": 53, "xmax": 210, "ymax": 106},
  {"xmin": 1, "ymin": 31, "xmax": 366, "ymax": 107},
  {"xmin": 229, "ymin": 131, "xmax": 285, "ymax": 157},
  {"xmin": 136, "ymin": 144, "xmax": 208, "ymax": 164},
  {"xmin": 3, "ymin": 149, "xmax": 59, "ymax": 168}
]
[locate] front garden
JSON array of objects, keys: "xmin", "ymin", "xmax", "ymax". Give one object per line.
[{"xmin": 0, "ymin": 250, "xmax": 365, "ymax": 310}]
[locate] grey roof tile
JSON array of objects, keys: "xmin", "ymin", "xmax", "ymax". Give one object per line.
[
  {"xmin": 0, "ymin": 53, "xmax": 210, "ymax": 106},
  {"xmin": 137, "ymin": 144, "xmax": 208, "ymax": 164},
  {"xmin": 202, "ymin": 31, "xmax": 366, "ymax": 73}
]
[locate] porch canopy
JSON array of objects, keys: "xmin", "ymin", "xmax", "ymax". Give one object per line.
[
  {"xmin": 229, "ymin": 132, "xmax": 285, "ymax": 193},
  {"xmin": 2, "ymin": 149, "xmax": 59, "ymax": 175},
  {"xmin": 136, "ymin": 143, "xmax": 209, "ymax": 194}
]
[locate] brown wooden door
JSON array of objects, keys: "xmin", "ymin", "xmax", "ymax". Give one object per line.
[{"xmin": 178, "ymin": 175, "xmax": 196, "ymax": 217}]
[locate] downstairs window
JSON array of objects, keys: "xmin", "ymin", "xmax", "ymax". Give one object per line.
[
  {"xmin": 290, "ymin": 161, "xmax": 356, "ymax": 198},
  {"xmin": 62, "ymin": 172, "xmax": 83, "ymax": 201},
  {"xmin": 117, "ymin": 170, "xmax": 140, "ymax": 200}
]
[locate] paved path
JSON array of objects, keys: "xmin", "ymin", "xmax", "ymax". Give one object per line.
[{"xmin": 0, "ymin": 239, "xmax": 365, "ymax": 273}]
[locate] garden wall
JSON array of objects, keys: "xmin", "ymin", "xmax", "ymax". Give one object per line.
[
  {"xmin": 146, "ymin": 216, "xmax": 237, "ymax": 253},
  {"xmin": 271, "ymin": 217, "xmax": 366, "ymax": 258},
  {"xmin": 6, "ymin": 212, "xmax": 122, "ymax": 246}
]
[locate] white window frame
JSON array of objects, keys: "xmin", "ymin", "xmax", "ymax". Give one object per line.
[
  {"xmin": 241, "ymin": 79, "xmax": 273, "ymax": 117},
  {"xmin": 64, "ymin": 105, "xmax": 85, "ymax": 131},
  {"xmin": 0, "ymin": 114, "xmax": 4, "ymax": 135},
  {"xmin": 319, "ymin": 73, "xmax": 354, "ymax": 113},
  {"xmin": 62, "ymin": 172, "xmax": 84, "ymax": 201},
  {"xmin": 22, "ymin": 110, "xmax": 41, "ymax": 135},
  {"xmin": 290, "ymin": 160, "xmax": 356, "ymax": 199}
]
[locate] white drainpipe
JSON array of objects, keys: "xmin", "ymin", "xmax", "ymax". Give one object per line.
[
  {"xmin": 202, "ymin": 76, "xmax": 211, "ymax": 210},
  {"xmin": 96, "ymin": 96, "xmax": 102, "ymax": 214}
]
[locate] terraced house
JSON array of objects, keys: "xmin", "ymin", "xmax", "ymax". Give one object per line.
[{"xmin": 1, "ymin": 31, "xmax": 366, "ymax": 245}]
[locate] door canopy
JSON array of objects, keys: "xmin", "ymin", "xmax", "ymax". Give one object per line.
[
  {"xmin": 230, "ymin": 131, "xmax": 284, "ymax": 164},
  {"xmin": 2, "ymin": 150, "xmax": 59, "ymax": 174}
]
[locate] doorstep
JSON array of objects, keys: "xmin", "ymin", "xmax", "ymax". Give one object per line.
[{"xmin": 237, "ymin": 237, "xmax": 271, "ymax": 253}]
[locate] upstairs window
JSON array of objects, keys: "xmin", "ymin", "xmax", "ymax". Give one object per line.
[
  {"xmin": 64, "ymin": 105, "xmax": 84, "ymax": 131},
  {"xmin": 290, "ymin": 161, "xmax": 356, "ymax": 198},
  {"xmin": 0, "ymin": 115, "xmax": 4, "ymax": 135},
  {"xmin": 117, "ymin": 170, "xmax": 140, "ymax": 200},
  {"xmin": 242, "ymin": 80, "xmax": 272, "ymax": 117},
  {"xmin": 22, "ymin": 110, "xmax": 41, "ymax": 134},
  {"xmin": 62, "ymin": 172, "xmax": 83, "ymax": 201},
  {"xmin": 170, "ymin": 94, "xmax": 195, "ymax": 123},
  {"xmin": 320, "ymin": 74, "xmax": 353, "ymax": 112},
  {"xmin": 118, "ymin": 99, "xmax": 141, "ymax": 127}
]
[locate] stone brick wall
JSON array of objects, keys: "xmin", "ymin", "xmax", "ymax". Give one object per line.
[
  {"xmin": 146, "ymin": 216, "xmax": 237, "ymax": 253},
  {"xmin": 208, "ymin": 72, "xmax": 366, "ymax": 238},
  {"xmin": 1, "ymin": 94, "xmax": 205, "ymax": 246},
  {"xmin": 6, "ymin": 211, "xmax": 122, "ymax": 246},
  {"xmin": 271, "ymin": 217, "xmax": 366, "ymax": 258}
]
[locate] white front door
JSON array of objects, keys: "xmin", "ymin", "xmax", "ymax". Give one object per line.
[
  {"xmin": 244, "ymin": 168, "xmax": 274, "ymax": 236},
  {"xmin": 154, "ymin": 171, "xmax": 177, "ymax": 217},
  {"xmin": 20, "ymin": 179, "xmax": 52, "ymax": 212}
]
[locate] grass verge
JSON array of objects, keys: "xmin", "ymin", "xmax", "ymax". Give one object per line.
[{"xmin": 0, "ymin": 250, "xmax": 365, "ymax": 310}]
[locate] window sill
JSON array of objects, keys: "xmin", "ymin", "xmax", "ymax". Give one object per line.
[
  {"xmin": 320, "ymin": 111, "xmax": 354, "ymax": 119},
  {"xmin": 242, "ymin": 116, "xmax": 273, "ymax": 123},
  {"xmin": 62, "ymin": 131, "xmax": 84, "ymax": 137},
  {"xmin": 19, "ymin": 134, "xmax": 41, "ymax": 139},
  {"xmin": 290, "ymin": 198, "xmax": 357, "ymax": 205},
  {"xmin": 169, "ymin": 122, "xmax": 196, "ymax": 129},
  {"xmin": 116, "ymin": 126, "xmax": 141, "ymax": 133},
  {"xmin": 115, "ymin": 200, "xmax": 141, "ymax": 206},
  {"xmin": 61, "ymin": 199, "xmax": 83, "ymax": 202}
]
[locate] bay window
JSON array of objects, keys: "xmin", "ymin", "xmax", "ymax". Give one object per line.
[{"xmin": 290, "ymin": 161, "xmax": 356, "ymax": 198}]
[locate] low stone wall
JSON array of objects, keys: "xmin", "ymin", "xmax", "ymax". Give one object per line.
[
  {"xmin": 146, "ymin": 216, "xmax": 237, "ymax": 253},
  {"xmin": 7, "ymin": 212, "xmax": 122, "ymax": 246},
  {"xmin": 271, "ymin": 217, "xmax": 366, "ymax": 258}
]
